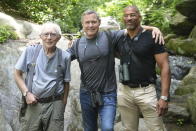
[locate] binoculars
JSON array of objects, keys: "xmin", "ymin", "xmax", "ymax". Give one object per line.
[
  {"xmin": 90, "ymin": 92, "xmax": 103, "ymax": 108},
  {"xmin": 119, "ymin": 63, "xmax": 130, "ymax": 82}
]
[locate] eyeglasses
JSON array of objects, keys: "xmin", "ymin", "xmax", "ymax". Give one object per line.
[{"xmin": 41, "ymin": 33, "xmax": 59, "ymax": 38}]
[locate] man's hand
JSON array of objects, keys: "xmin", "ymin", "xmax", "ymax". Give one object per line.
[
  {"xmin": 156, "ymin": 99, "xmax": 168, "ymax": 116},
  {"xmin": 67, "ymin": 40, "xmax": 73, "ymax": 48},
  {"xmin": 152, "ymin": 27, "xmax": 165, "ymax": 45},
  {"xmin": 25, "ymin": 92, "xmax": 38, "ymax": 104},
  {"xmin": 26, "ymin": 39, "xmax": 41, "ymax": 46}
]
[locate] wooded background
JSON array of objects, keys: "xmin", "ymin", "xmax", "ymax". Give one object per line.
[{"xmin": 0, "ymin": 0, "xmax": 181, "ymax": 33}]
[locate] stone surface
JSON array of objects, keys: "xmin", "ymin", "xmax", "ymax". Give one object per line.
[
  {"xmin": 0, "ymin": 12, "xmax": 41, "ymax": 39},
  {"xmin": 169, "ymin": 12, "xmax": 194, "ymax": 36},
  {"xmin": 166, "ymin": 37, "xmax": 196, "ymax": 56},
  {"xmin": 187, "ymin": 91, "xmax": 196, "ymax": 124},
  {"xmin": 164, "ymin": 103, "xmax": 190, "ymax": 123},
  {"xmin": 0, "ymin": 103, "xmax": 13, "ymax": 131},
  {"xmin": 99, "ymin": 16, "xmax": 120, "ymax": 31},
  {"xmin": 175, "ymin": 66, "xmax": 196, "ymax": 95},
  {"xmin": 164, "ymin": 34, "xmax": 177, "ymax": 43},
  {"xmin": 189, "ymin": 25, "xmax": 196, "ymax": 40},
  {"xmin": 176, "ymin": 0, "xmax": 196, "ymax": 23},
  {"xmin": 174, "ymin": 66, "xmax": 196, "ymax": 124}
]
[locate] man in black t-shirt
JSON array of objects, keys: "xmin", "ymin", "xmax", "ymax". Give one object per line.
[{"xmin": 116, "ymin": 6, "xmax": 171, "ymax": 131}]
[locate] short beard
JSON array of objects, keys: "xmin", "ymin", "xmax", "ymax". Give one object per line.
[{"xmin": 126, "ymin": 25, "xmax": 137, "ymax": 31}]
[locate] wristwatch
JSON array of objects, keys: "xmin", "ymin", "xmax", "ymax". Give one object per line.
[
  {"xmin": 160, "ymin": 96, "xmax": 168, "ymax": 102},
  {"xmin": 23, "ymin": 91, "xmax": 29, "ymax": 97}
]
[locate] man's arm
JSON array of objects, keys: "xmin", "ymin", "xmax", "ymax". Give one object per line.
[
  {"xmin": 142, "ymin": 25, "xmax": 164, "ymax": 44},
  {"xmin": 14, "ymin": 69, "xmax": 37, "ymax": 104},
  {"xmin": 63, "ymin": 82, "xmax": 70, "ymax": 105},
  {"xmin": 155, "ymin": 52, "xmax": 171, "ymax": 116}
]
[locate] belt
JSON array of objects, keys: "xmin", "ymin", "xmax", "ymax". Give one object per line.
[
  {"xmin": 127, "ymin": 83, "xmax": 152, "ymax": 88},
  {"xmin": 37, "ymin": 94, "xmax": 63, "ymax": 103}
]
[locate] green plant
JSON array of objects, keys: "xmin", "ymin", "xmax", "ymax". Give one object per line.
[
  {"xmin": 0, "ymin": 25, "xmax": 19, "ymax": 43},
  {"xmin": 176, "ymin": 118, "xmax": 185, "ymax": 126}
]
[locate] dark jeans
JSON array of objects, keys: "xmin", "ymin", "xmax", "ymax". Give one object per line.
[{"xmin": 80, "ymin": 89, "xmax": 117, "ymax": 131}]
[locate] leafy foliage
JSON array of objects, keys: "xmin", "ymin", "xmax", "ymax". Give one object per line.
[
  {"xmin": 0, "ymin": 25, "xmax": 19, "ymax": 43},
  {"xmin": 98, "ymin": 0, "xmax": 182, "ymax": 34},
  {"xmin": 0, "ymin": 0, "xmax": 181, "ymax": 34},
  {"xmin": 1, "ymin": 0, "xmax": 110, "ymax": 33}
]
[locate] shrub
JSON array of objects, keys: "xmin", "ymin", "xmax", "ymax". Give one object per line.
[{"xmin": 0, "ymin": 25, "xmax": 19, "ymax": 44}]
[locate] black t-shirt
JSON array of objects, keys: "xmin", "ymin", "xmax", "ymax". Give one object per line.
[{"xmin": 115, "ymin": 30, "xmax": 166, "ymax": 84}]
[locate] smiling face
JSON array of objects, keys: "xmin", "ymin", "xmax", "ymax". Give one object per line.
[
  {"xmin": 82, "ymin": 13, "xmax": 101, "ymax": 39},
  {"xmin": 123, "ymin": 6, "xmax": 141, "ymax": 31},
  {"xmin": 40, "ymin": 27, "xmax": 61, "ymax": 49}
]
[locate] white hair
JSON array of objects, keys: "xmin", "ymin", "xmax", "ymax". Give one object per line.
[{"xmin": 40, "ymin": 22, "xmax": 62, "ymax": 35}]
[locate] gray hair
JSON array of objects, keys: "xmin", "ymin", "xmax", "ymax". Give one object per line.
[
  {"xmin": 81, "ymin": 10, "xmax": 101, "ymax": 23},
  {"xmin": 40, "ymin": 22, "xmax": 62, "ymax": 35},
  {"xmin": 124, "ymin": 5, "xmax": 141, "ymax": 16}
]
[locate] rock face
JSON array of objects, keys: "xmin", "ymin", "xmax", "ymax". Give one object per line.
[
  {"xmin": 176, "ymin": 0, "xmax": 196, "ymax": 23},
  {"xmin": 169, "ymin": 0, "xmax": 196, "ymax": 36},
  {"xmin": 166, "ymin": 38, "xmax": 196, "ymax": 57},
  {"xmin": 187, "ymin": 91, "xmax": 196, "ymax": 124},
  {"xmin": 189, "ymin": 25, "xmax": 196, "ymax": 40},
  {"xmin": 0, "ymin": 12, "xmax": 41, "ymax": 39},
  {"xmin": 99, "ymin": 16, "xmax": 120, "ymax": 31},
  {"xmin": 169, "ymin": 12, "xmax": 194, "ymax": 36},
  {"xmin": 0, "ymin": 40, "xmax": 26, "ymax": 131},
  {"xmin": 174, "ymin": 66, "xmax": 196, "ymax": 124}
]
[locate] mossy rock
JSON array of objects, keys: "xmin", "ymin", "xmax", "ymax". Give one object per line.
[
  {"xmin": 175, "ymin": 66, "xmax": 196, "ymax": 95},
  {"xmin": 181, "ymin": 66, "xmax": 196, "ymax": 85},
  {"xmin": 166, "ymin": 38, "xmax": 196, "ymax": 56},
  {"xmin": 164, "ymin": 34, "xmax": 177, "ymax": 43},
  {"xmin": 189, "ymin": 25, "xmax": 196, "ymax": 40},
  {"xmin": 187, "ymin": 91, "xmax": 196, "ymax": 124},
  {"xmin": 169, "ymin": 12, "xmax": 194, "ymax": 36},
  {"xmin": 176, "ymin": 0, "xmax": 196, "ymax": 22},
  {"xmin": 175, "ymin": 84, "xmax": 195, "ymax": 95}
]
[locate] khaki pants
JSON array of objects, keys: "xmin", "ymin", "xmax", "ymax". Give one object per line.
[
  {"xmin": 20, "ymin": 100, "xmax": 65, "ymax": 131},
  {"xmin": 118, "ymin": 84, "xmax": 165, "ymax": 131}
]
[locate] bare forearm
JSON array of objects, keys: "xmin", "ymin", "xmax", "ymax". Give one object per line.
[
  {"xmin": 63, "ymin": 82, "xmax": 70, "ymax": 104},
  {"xmin": 14, "ymin": 69, "xmax": 28, "ymax": 94},
  {"xmin": 142, "ymin": 25, "xmax": 154, "ymax": 30},
  {"xmin": 160, "ymin": 64, "xmax": 171, "ymax": 97}
]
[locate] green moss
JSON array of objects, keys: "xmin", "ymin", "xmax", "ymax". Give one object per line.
[
  {"xmin": 187, "ymin": 92, "xmax": 196, "ymax": 124},
  {"xmin": 175, "ymin": 84, "xmax": 196, "ymax": 95},
  {"xmin": 0, "ymin": 25, "xmax": 19, "ymax": 44},
  {"xmin": 155, "ymin": 66, "xmax": 161, "ymax": 75},
  {"xmin": 166, "ymin": 38, "xmax": 196, "ymax": 56}
]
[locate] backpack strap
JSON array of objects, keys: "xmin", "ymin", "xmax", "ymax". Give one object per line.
[
  {"xmin": 75, "ymin": 38, "xmax": 87, "ymax": 88},
  {"xmin": 53, "ymin": 48, "xmax": 63, "ymax": 96},
  {"xmin": 103, "ymin": 31, "xmax": 113, "ymax": 91},
  {"xmin": 26, "ymin": 44, "xmax": 42, "ymax": 92}
]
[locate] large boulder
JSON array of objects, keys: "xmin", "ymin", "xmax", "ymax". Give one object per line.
[
  {"xmin": 175, "ymin": 66, "xmax": 196, "ymax": 124},
  {"xmin": 175, "ymin": 66, "xmax": 196, "ymax": 95},
  {"xmin": 99, "ymin": 16, "xmax": 120, "ymax": 31},
  {"xmin": 0, "ymin": 103, "xmax": 12, "ymax": 131},
  {"xmin": 166, "ymin": 38, "xmax": 196, "ymax": 57},
  {"xmin": 0, "ymin": 12, "xmax": 41, "ymax": 39},
  {"xmin": 176, "ymin": 0, "xmax": 196, "ymax": 23},
  {"xmin": 189, "ymin": 25, "xmax": 196, "ymax": 40},
  {"xmin": 0, "ymin": 40, "xmax": 26, "ymax": 131},
  {"xmin": 187, "ymin": 91, "xmax": 196, "ymax": 124},
  {"xmin": 164, "ymin": 102, "xmax": 190, "ymax": 123},
  {"xmin": 169, "ymin": 12, "xmax": 194, "ymax": 36}
]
